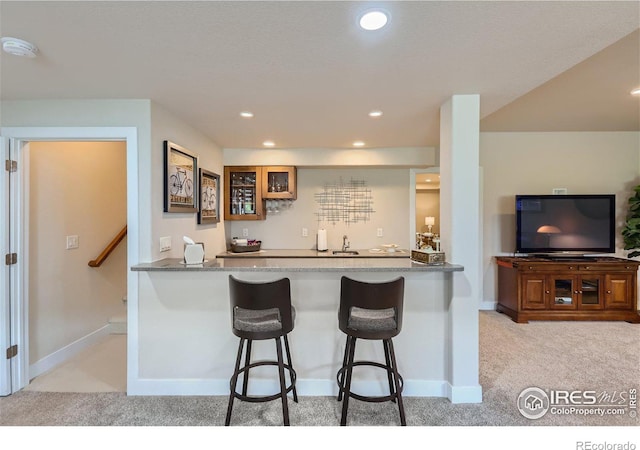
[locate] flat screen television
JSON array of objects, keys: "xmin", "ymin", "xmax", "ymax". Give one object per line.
[{"xmin": 515, "ymin": 194, "xmax": 615, "ymax": 256}]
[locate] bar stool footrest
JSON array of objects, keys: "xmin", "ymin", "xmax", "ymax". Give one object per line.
[
  {"xmin": 230, "ymin": 360, "xmax": 297, "ymax": 403},
  {"xmin": 337, "ymin": 360, "xmax": 403, "ymax": 403}
]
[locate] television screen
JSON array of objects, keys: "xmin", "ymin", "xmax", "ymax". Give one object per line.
[{"xmin": 515, "ymin": 194, "xmax": 615, "ymax": 255}]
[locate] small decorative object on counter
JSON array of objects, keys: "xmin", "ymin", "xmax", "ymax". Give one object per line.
[
  {"xmin": 230, "ymin": 237, "xmax": 261, "ymax": 253},
  {"xmin": 411, "ymin": 248, "xmax": 445, "ymax": 265}
]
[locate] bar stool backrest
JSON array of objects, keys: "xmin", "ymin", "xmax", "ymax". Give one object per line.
[
  {"xmin": 229, "ymin": 275, "xmax": 294, "ymax": 340},
  {"xmin": 339, "ymin": 276, "xmax": 405, "ymax": 340}
]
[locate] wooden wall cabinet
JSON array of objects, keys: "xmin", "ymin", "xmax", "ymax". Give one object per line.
[
  {"xmin": 495, "ymin": 256, "xmax": 640, "ymax": 323},
  {"xmin": 224, "ymin": 166, "xmax": 297, "ymax": 220},
  {"xmin": 262, "ymin": 166, "xmax": 297, "ymax": 200},
  {"xmin": 224, "ymin": 166, "xmax": 265, "ymax": 221}
]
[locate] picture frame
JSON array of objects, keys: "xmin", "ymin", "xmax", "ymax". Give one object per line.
[
  {"xmin": 164, "ymin": 141, "xmax": 198, "ymax": 213},
  {"xmin": 198, "ymin": 168, "xmax": 220, "ymax": 224}
]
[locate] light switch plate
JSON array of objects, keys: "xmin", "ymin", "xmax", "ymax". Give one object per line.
[
  {"xmin": 66, "ymin": 235, "xmax": 79, "ymax": 249},
  {"xmin": 377, "ymin": 228, "xmax": 383, "ymax": 237},
  {"xmin": 159, "ymin": 236, "xmax": 172, "ymax": 252}
]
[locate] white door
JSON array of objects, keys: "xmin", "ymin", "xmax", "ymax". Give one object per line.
[
  {"xmin": 0, "ymin": 137, "xmax": 29, "ymax": 395},
  {"xmin": 0, "ymin": 136, "xmax": 11, "ymax": 395}
]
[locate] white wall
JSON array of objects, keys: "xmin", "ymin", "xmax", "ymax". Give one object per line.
[
  {"xmin": 150, "ymin": 103, "xmax": 226, "ymax": 260},
  {"xmin": 1, "ymin": 99, "xmax": 226, "ymax": 391},
  {"xmin": 480, "ymin": 131, "xmax": 640, "ymax": 308},
  {"xmin": 223, "ymin": 147, "xmax": 437, "ymax": 167},
  {"xmin": 227, "ymin": 167, "xmax": 414, "ymax": 250},
  {"xmin": 29, "ymin": 141, "xmax": 127, "ymax": 363},
  {"xmin": 0, "ymin": 99, "xmax": 154, "ymax": 260},
  {"xmin": 0, "ymin": 99, "xmax": 226, "ymax": 260}
]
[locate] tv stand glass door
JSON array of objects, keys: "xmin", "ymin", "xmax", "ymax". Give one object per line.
[{"xmin": 550, "ymin": 275, "xmax": 601, "ymax": 310}]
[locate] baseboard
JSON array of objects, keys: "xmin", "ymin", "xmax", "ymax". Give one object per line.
[
  {"xmin": 126, "ymin": 377, "xmax": 454, "ymax": 399},
  {"xmin": 480, "ymin": 300, "xmax": 497, "ymax": 311},
  {"xmin": 108, "ymin": 315, "xmax": 127, "ymax": 334},
  {"xmin": 446, "ymin": 383, "xmax": 483, "ymax": 403},
  {"xmin": 29, "ymin": 325, "xmax": 111, "ymax": 379}
]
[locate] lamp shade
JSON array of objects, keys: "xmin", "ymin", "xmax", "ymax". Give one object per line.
[
  {"xmin": 425, "ymin": 216, "xmax": 435, "ymax": 226},
  {"xmin": 537, "ymin": 225, "xmax": 561, "ymax": 234}
]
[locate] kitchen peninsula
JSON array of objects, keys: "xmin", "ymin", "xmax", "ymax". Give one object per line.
[{"xmin": 131, "ymin": 251, "xmax": 482, "ymax": 403}]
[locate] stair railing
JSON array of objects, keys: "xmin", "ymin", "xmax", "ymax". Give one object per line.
[{"xmin": 88, "ymin": 225, "xmax": 127, "ymax": 267}]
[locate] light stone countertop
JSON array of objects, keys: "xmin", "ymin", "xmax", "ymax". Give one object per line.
[{"xmin": 131, "ymin": 256, "xmax": 463, "ymax": 272}]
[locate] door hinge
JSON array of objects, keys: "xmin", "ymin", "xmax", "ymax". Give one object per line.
[
  {"xmin": 6, "ymin": 345, "xmax": 17, "ymax": 360},
  {"xmin": 5, "ymin": 160, "xmax": 17, "ymax": 173},
  {"xmin": 5, "ymin": 253, "xmax": 17, "ymax": 265}
]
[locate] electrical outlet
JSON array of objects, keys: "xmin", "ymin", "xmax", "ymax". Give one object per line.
[
  {"xmin": 242, "ymin": 228, "xmax": 249, "ymax": 237},
  {"xmin": 66, "ymin": 235, "xmax": 79, "ymax": 249},
  {"xmin": 302, "ymin": 227, "xmax": 308, "ymax": 237},
  {"xmin": 159, "ymin": 236, "xmax": 172, "ymax": 252},
  {"xmin": 377, "ymin": 228, "xmax": 383, "ymax": 237}
]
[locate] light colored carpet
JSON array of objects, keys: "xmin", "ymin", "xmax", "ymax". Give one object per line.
[{"xmin": 1, "ymin": 311, "xmax": 638, "ymax": 428}]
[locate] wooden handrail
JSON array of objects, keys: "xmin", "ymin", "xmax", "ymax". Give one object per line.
[{"xmin": 88, "ymin": 226, "xmax": 127, "ymax": 267}]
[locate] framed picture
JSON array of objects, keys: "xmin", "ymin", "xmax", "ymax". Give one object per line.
[
  {"xmin": 164, "ymin": 141, "xmax": 198, "ymax": 213},
  {"xmin": 198, "ymin": 168, "xmax": 220, "ymax": 224}
]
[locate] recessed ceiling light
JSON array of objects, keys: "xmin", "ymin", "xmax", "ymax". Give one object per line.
[
  {"xmin": 359, "ymin": 10, "xmax": 389, "ymax": 31},
  {"xmin": 353, "ymin": 141, "xmax": 365, "ymax": 147},
  {"xmin": 426, "ymin": 178, "xmax": 432, "ymax": 182},
  {"xmin": 1, "ymin": 37, "xmax": 38, "ymax": 58},
  {"xmin": 631, "ymin": 88, "xmax": 640, "ymax": 96},
  {"xmin": 369, "ymin": 110, "xmax": 383, "ymax": 118},
  {"xmin": 240, "ymin": 111, "xmax": 254, "ymax": 118},
  {"xmin": 263, "ymin": 140, "xmax": 275, "ymax": 147}
]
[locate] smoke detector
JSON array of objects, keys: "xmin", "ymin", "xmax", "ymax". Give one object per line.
[{"xmin": 1, "ymin": 37, "xmax": 38, "ymax": 58}]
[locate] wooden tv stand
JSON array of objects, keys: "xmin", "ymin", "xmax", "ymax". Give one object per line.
[{"xmin": 495, "ymin": 256, "xmax": 640, "ymax": 323}]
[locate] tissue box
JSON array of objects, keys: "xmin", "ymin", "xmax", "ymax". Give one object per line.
[
  {"xmin": 184, "ymin": 243, "xmax": 205, "ymax": 264},
  {"xmin": 411, "ymin": 249, "xmax": 445, "ymax": 265}
]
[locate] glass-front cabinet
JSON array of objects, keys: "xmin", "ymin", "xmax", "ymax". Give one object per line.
[
  {"xmin": 262, "ymin": 166, "xmax": 297, "ymax": 199},
  {"xmin": 550, "ymin": 275, "xmax": 602, "ymax": 310},
  {"xmin": 224, "ymin": 166, "xmax": 265, "ymax": 220}
]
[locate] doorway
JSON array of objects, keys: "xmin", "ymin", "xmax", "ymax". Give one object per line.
[
  {"xmin": 409, "ymin": 167, "xmax": 440, "ymax": 249},
  {"xmin": 0, "ymin": 127, "xmax": 139, "ymax": 395},
  {"xmin": 26, "ymin": 141, "xmax": 127, "ymax": 391}
]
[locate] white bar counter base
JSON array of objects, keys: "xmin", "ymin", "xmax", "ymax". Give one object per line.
[{"xmin": 130, "ymin": 254, "xmax": 483, "ymax": 404}]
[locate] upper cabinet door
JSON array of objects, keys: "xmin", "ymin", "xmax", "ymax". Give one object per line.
[
  {"xmin": 262, "ymin": 166, "xmax": 296, "ymax": 199},
  {"xmin": 224, "ymin": 166, "xmax": 265, "ymax": 220}
]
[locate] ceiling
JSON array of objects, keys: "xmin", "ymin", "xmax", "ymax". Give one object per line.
[{"xmin": 1, "ymin": 1, "xmax": 638, "ymax": 150}]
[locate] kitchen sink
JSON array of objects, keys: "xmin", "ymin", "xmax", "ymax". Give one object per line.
[{"xmin": 332, "ymin": 250, "xmax": 359, "ymax": 255}]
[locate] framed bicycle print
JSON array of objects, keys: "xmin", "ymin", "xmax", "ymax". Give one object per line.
[
  {"xmin": 164, "ymin": 140, "xmax": 198, "ymax": 213},
  {"xmin": 198, "ymin": 168, "xmax": 220, "ymax": 224}
]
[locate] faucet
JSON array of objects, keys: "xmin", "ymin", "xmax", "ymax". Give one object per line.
[{"xmin": 342, "ymin": 235, "xmax": 350, "ymax": 252}]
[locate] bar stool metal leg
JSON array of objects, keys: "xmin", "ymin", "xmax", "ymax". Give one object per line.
[
  {"xmin": 275, "ymin": 336, "xmax": 290, "ymax": 426},
  {"xmin": 242, "ymin": 340, "xmax": 252, "ymax": 396},
  {"xmin": 387, "ymin": 338, "xmax": 406, "ymax": 426},
  {"xmin": 337, "ymin": 335, "xmax": 352, "ymax": 401},
  {"xmin": 225, "ymin": 338, "xmax": 246, "ymax": 426},
  {"xmin": 383, "ymin": 340, "xmax": 396, "ymax": 403},
  {"xmin": 283, "ymin": 334, "xmax": 298, "ymax": 403},
  {"xmin": 340, "ymin": 335, "xmax": 357, "ymax": 426}
]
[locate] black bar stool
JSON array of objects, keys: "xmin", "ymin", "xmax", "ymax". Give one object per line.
[
  {"xmin": 225, "ymin": 275, "xmax": 298, "ymax": 426},
  {"xmin": 336, "ymin": 276, "xmax": 406, "ymax": 426}
]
